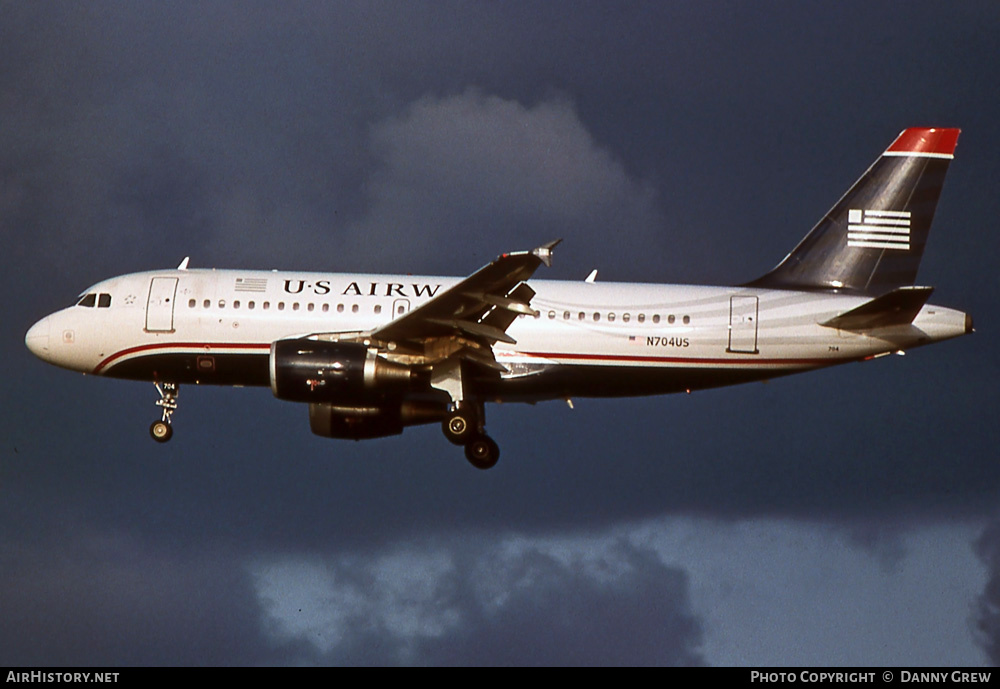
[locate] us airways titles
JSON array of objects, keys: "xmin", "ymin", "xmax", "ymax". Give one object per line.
[{"xmin": 282, "ymin": 279, "xmax": 443, "ymax": 298}]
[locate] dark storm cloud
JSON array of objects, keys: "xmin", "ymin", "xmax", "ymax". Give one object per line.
[
  {"xmin": 1, "ymin": 3, "xmax": 378, "ymax": 274},
  {"xmin": 3, "ymin": 1, "xmax": 676, "ymax": 277},
  {"xmin": 252, "ymin": 537, "xmax": 704, "ymax": 665},
  {"xmin": 6, "ymin": 1, "xmax": 997, "ymax": 281},
  {"xmin": 973, "ymin": 521, "xmax": 1000, "ymax": 664},
  {"xmin": 0, "ymin": 512, "xmax": 273, "ymax": 666}
]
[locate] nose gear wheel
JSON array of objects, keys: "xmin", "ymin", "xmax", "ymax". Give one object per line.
[{"xmin": 150, "ymin": 381, "xmax": 179, "ymax": 443}]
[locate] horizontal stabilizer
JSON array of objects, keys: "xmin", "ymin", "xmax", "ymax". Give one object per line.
[{"xmin": 820, "ymin": 286, "xmax": 934, "ymax": 330}]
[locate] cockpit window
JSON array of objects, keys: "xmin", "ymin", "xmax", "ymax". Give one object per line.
[{"xmin": 76, "ymin": 292, "xmax": 111, "ymax": 308}]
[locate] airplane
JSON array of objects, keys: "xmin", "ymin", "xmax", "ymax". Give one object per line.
[{"xmin": 25, "ymin": 127, "xmax": 972, "ymax": 469}]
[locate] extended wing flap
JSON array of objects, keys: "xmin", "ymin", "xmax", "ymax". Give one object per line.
[
  {"xmin": 457, "ymin": 346, "xmax": 510, "ymax": 373},
  {"xmin": 480, "ymin": 283, "xmax": 537, "ymax": 335},
  {"xmin": 371, "ymin": 240, "xmax": 559, "ymax": 348},
  {"xmin": 426, "ymin": 317, "xmax": 518, "ymax": 345},
  {"xmin": 820, "ymin": 286, "xmax": 934, "ymax": 330}
]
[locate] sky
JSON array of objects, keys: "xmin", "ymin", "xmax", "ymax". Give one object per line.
[{"xmin": 2, "ymin": 1, "xmax": 999, "ymax": 666}]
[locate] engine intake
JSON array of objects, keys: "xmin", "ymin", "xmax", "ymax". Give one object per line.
[{"xmin": 270, "ymin": 339, "xmax": 412, "ymax": 403}]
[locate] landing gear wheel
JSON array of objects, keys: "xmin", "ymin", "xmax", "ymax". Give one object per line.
[
  {"xmin": 150, "ymin": 381, "xmax": 179, "ymax": 444},
  {"xmin": 464, "ymin": 434, "xmax": 500, "ymax": 470},
  {"xmin": 150, "ymin": 420, "xmax": 173, "ymax": 443},
  {"xmin": 443, "ymin": 412, "xmax": 476, "ymax": 445}
]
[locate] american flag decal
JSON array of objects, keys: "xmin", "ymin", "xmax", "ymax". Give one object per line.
[
  {"xmin": 234, "ymin": 277, "xmax": 268, "ymax": 292},
  {"xmin": 847, "ymin": 209, "xmax": 911, "ymax": 251}
]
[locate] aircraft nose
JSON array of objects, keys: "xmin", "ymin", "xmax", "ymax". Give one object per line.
[{"xmin": 25, "ymin": 316, "xmax": 51, "ymax": 360}]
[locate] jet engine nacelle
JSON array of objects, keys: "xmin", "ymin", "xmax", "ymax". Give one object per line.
[
  {"xmin": 269, "ymin": 339, "xmax": 412, "ymax": 403},
  {"xmin": 308, "ymin": 401, "xmax": 447, "ymax": 439}
]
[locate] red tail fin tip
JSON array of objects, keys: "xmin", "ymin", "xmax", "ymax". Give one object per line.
[{"xmin": 886, "ymin": 128, "xmax": 960, "ymax": 158}]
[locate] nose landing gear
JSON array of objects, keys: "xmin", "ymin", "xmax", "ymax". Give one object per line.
[{"xmin": 149, "ymin": 381, "xmax": 178, "ymax": 443}]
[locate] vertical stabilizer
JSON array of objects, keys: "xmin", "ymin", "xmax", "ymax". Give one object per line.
[{"xmin": 749, "ymin": 128, "xmax": 959, "ymax": 293}]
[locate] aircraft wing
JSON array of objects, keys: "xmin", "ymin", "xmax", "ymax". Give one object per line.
[{"xmin": 369, "ymin": 240, "xmax": 560, "ymax": 368}]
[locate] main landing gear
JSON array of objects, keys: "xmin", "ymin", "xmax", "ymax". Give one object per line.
[
  {"xmin": 149, "ymin": 381, "xmax": 178, "ymax": 443},
  {"xmin": 442, "ymin": 402, "xmax": 500, "ymax": 470}
]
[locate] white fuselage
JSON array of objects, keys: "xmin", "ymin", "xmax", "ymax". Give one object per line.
[{"xmin": 25, "ymin": 268, "xmax": 970, "ymax": 401}]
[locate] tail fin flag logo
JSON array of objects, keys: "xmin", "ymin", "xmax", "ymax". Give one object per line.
[{"xmin": 847, "ymin": 209, "xmax": 911, "ymax": 251}]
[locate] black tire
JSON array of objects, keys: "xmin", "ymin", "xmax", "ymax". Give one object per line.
[
  {"xmin": 464, "ymin": 434, "xmax": 500, "ymax": 470},
  {"xmin": 442, "ymin": 412, "xmax": 475, "ymax": 445},
  {"xmin": 150, "ymin": 421, "xmax": 173, "ymax": 443}
]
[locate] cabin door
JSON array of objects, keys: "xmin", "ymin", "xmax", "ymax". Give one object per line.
[
  {"xmin": 728, "ymin": 295, "xmax": 759, "ymax": 353},
  {"xmin": 146, "ymin": 277, "xmax": 178, "ymax": 332}
]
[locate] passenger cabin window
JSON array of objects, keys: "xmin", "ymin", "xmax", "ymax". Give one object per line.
[{"xmin": 374, "ymin": 304, "xmax": 382, "ymax": 314}]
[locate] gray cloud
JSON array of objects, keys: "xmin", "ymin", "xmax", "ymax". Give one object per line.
[
  {"xmin": 252, "ymin": 535, "xmax": 704, "ymax": 665},
  {"xmin": 341, "ymin": 89, "xmax": 664, "ymax": 273}
]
